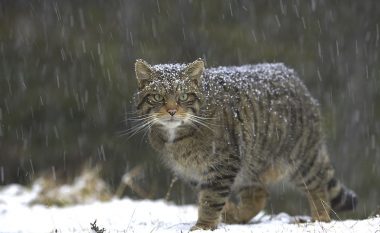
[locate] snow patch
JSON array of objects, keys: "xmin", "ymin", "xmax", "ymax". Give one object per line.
[{"xmin": 0, "ymin": 184, "xmax": 379, "ymax": 233}]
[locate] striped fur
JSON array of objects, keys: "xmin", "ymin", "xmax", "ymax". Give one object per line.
[{"xmin": 133, "ymin": 59, "xmax": 357, "ymax": 230}]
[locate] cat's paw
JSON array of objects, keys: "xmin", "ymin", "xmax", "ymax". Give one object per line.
[
  {"xmin": 189, "ymin": 222, "xmax": 217, "ymax": 231},
  {"xmin": 311, "ymin": 215, "xmax": 331, "ymax": 223}
]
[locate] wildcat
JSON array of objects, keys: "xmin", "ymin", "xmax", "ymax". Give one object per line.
[{"xmin": 132, "ymin": 59, "xmax": 357, "ymax": 231}]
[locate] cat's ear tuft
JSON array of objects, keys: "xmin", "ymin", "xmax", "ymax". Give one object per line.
[
  {"xmin": 135, "ymin": 59, "xmax": 154, "ymax": 88},
  {"xmin": 183, "ymin": 58, "xmax": 205, "ymax": 86}
]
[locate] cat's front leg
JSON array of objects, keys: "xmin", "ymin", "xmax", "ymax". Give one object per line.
[
  {"xmin": 190, "ymin": 188, "xmax": 229, "ymax": 231},
  {"xmin": 190, "ymin": 173, "xmax": 237, "ymax": 231}
]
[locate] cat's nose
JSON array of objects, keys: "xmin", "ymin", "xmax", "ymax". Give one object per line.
[{"xmin": 167, "ymin": 109, "xmax": 176, "ymax": 116}]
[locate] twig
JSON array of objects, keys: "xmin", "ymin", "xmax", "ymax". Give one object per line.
[
  {"xmin": 165, "ymin": 176, "xmax": 178, "ymax": 201},
  {"xmin": 90, "ymin": 220, "xmax": 106, "ymax": 233}
]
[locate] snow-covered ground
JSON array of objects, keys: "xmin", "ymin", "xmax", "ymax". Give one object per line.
[{"xmin": 0, "ymin": 184, "xmax": 379, "ymax": 233}]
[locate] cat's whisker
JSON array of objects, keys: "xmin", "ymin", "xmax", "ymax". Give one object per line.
[
  {"xmin": 188, "ymin": 116, "xmax": 216, "ymax": 133},
  {"xmin": 126, "ymin": 114, "xmax": 156, "ymax": 121},
  {"xmin": 124, "ymin": 123, "xmax": 154, "ymax": 139},
  {"xmin": 187, "ymin": 121, "xmax": 212, "ymax": 137},
  {"xmin": 188, "ymin": 114, "xmax": 220, "ymax": 128},
  {"xmin": 127, "ymin": 116, "xmax": 156, "ymax": 122},
  {"xmin": 119, "ymin": 117, "xmax": 158, "ymax": 139},
  {"xmin": 140, "ymin": 125, "xmax": 152, "ymax": 143},
  {"xmin": 124, "ymin": 109, "xmax": 143, "ymax": 115},
  {"xmin": 119, "ymin": 113, "xmax": 154, "ymax": 125},
  {"xmin": 123, "ymin": 119, "xmax": 152, "ymax": 132},
  {"xmin": 118, "ymin": 125, "xmax": 143, "ymax": 137},
  {"xmin": 189, "ymin": 115, "xmax": 216, "ymax": 120}
]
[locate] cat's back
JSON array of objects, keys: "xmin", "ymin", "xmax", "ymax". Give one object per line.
[
  {"xmin": 202, "ymin": 63, "xmax": 319, "ymax": 115},
  {"xmin": 204, "ymin": 63, "xmax": 305, "ymax": 97}
]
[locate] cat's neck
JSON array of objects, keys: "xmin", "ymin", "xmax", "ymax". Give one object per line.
[{"xmin": 165, "ymin": 123, "xmax": 180, "ymax": 143}]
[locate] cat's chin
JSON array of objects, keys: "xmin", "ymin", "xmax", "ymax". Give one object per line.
[{"xmin": 158, "ymin": 119, "xmax": 185, "ymax": 130}]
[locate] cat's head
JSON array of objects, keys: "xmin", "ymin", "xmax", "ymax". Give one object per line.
[{"xmin": 134, "ymin": 59, "xmax": 205, "ymax": 130}]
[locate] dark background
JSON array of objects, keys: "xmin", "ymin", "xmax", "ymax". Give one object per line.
[{"xmin": 0, "ymin": 0, "xmax": 379, "ymax": 218}]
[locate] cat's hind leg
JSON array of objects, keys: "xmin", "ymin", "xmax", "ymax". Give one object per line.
[
  {"xmin": 222, "ymin": 186, "xmax": 268, "ymax": 224},
  {"xmin": 306, "ymin": 188, "xmax": 331, "ymax": 222},
  {"xmin": 291, "ymin": 144, "xmax": 334, "ymax": 222}
]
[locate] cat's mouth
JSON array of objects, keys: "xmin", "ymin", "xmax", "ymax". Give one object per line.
[
  {"xmin": 165, "ymin": 117, "xmax": 178, "ymax": 121},
  {"xmin": 162, "ymin": 118, "xmax": 184, "ymax": 123},
  {"xmin": 158, "ymin": 117, "xmax": 187, "ymax": 129}
]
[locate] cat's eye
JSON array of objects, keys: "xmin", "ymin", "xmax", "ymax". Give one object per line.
[
  {"xmin": 153, "ymin": 94, "xmax": 164, "ymax": 102},
  {"xmin": 179, "ymin": 93, "xmax": 188, "ymax": 101}
]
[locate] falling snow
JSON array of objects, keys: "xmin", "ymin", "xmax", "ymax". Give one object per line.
[{"xmin": 0, "ymin": 0, "xmax": 379, "ymax": 227}]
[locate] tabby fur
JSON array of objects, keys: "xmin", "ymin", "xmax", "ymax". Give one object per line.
[{"xmin": 133, "ymin": 59, "xmax": 357, "ymax": 231}]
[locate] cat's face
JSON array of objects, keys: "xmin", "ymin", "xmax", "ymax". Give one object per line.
[{"xmin": 134, "ymin": 59, "xmax": 205, "ymax": 130}]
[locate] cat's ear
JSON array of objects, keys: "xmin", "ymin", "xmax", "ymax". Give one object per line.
[
  {"xmin": 135, "ymin": 59, "xmax": 154, "ymax": 88},
  {"xmin": 183, "ymin": 58, "xmax": 205, "ymax": 86}
]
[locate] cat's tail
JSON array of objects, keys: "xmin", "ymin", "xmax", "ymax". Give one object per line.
[{"xmin": 327, "ymin": 178, "xmax": 358, "ymax": 212}]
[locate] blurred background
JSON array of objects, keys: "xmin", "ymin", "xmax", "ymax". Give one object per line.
[{"xmin": 0, "ymin": 0, "xmax": 379, "ymax": 218}]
